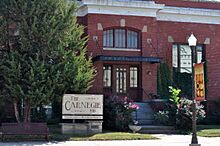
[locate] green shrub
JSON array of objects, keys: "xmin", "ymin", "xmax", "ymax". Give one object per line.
[
  {"xmin": 155, "ymin": 110, "xmax": 171, "ymax": 126},
  {"xmin": 155, "ymin": 87, "xmax": 206, "ymax": 131},
  {"xmin": 176, "ymin": 99, "xmax": 205, "ymax": 131},
  {"xmin": 103, "ymin": 96, "xmax": 139, "ymax": 131},
  {"xmin": 157, "ymin": 62, "xmax": 173, "ymax": 99},
  {"xmin": 31, "ymin": 106, "xmax": 47, "ymax": 122}
]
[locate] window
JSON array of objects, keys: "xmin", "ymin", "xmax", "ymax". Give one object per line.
[
  {"xmin": 103, "ymin": 28, "xmax": 140, "ymax": 49},
  {"xmin": 115, "ymin": 29, "xmax": 126, "ymax": 48},
  {"xmin": 103, "ymin": 66, "xmax": 112, "ymax": 87},
  {"xmin": 130, "ymin": 67, "xmax": 138, "ymax": 88},
  {"xmin": 116, "ymin": 67, "xmax": 127, "ymax": 93},
  {"xmin": 127, "ymin": 30, "xmax": 138, "ymax": 48},
  {"xmin": 172, "ymin": 44, "xmax": 205, "ymax": 73},
  {"xmin": 103, "ymin": 30, "xmax": 113, "ymax": 48}
]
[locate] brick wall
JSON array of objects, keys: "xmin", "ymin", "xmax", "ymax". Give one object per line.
[
  {"xmin": 157, "ymin": 21, "xmax": 220, "ymax": 101},
  {"xmin": 78, "ymin": 12, "xmax": 220, "ymax": 102},
  {"xmin": 84, "ymin": 14, "xmax": 159, "ymax": 57},
  {"xmin": 83, "ymin": 14, "xmax": 160, "ymax": 98}
]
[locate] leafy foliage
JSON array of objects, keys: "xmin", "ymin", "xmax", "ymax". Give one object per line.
[
  {"xmin": 169, "ymin": 86, "xmax": 181, "ymax": 105},
  {"xmin": 157, "ymin": 62, "xmax": 173, "ymax": 99},
  {"xmin": 155, "ymin": 87, "xmax": 206, "ymax": 131},
  {"xmin": 0, "ymin": 0, "xmax": 95, "ymax": 122},
  {"xmin": 155, "ymin": 110, "xmax": 170, "ymax": 126},
  {"xmin": 104, "ymin": 96, "xmax": 139, "ymax": 131},
  {"xmin": 173, "ymin": 71, "xmax": 192, "ymax": 98},
  {"xmin": 176, "ymin": 99, "xmax": 205, "ymax": 130}
]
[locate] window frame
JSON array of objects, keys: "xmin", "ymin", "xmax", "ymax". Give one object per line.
[
  {"xmin": 129, "ymin": 66, "xmax": 139, "ymax": 88},
  {"xmin": 172, "ymin": 43, "xmax": 205, "ymax": 73},
  {"xmin": 103, "ymin": 27, "xmax": 141, "ymax": 50},
  {"xmin": 116, "ymin": 67, "xmax": 127, "ymax": 94},
  {"xmin": 103, "ymin": 65, "xmax": 112, "ymax": 88}
]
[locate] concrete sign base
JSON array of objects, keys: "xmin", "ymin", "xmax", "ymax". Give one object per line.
[
  {"xmin": 60, "ymin": 121, "xmax": 103, "ymax": 135},
  {"xmin": 189, "ymin": 144, "xmax": 201, "ymax": 146}
]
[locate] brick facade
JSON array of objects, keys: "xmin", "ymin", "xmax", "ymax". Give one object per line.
[
  {"xmin": 157, "ymin": 21, "xmax": 220, "ymax": 101},
  {"xmin": 79, "ymin": 14, "xmax": 159, "ymax": 100},
  {"xmin": 77, "ymin": 0, "xmax": 220, "ymax": 104}
]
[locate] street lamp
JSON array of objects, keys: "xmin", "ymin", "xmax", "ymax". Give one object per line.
[{"xmin": 188, "ymin": 34, "xmax": 201, "ymax": 146}]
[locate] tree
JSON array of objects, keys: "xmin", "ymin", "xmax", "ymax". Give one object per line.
[{"xmin": 0, "ymin": 0, "xmax": 95, "ymax": 123}]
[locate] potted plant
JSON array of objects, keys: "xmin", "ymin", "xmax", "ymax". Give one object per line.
[
  {"xmin": 127, "ymin": 103, "xmax": 141, "ymax": 133},
  {"xmin": 129, "ymin": 120, "xmax": 141, "ymax": 133}
]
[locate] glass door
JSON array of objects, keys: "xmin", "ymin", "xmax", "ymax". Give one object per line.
[{"xmin": 116, "ymin": 67, "xmax": 127, "ymax": 94}]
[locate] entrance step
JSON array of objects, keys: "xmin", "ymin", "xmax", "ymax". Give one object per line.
[
  {"xmin": 139, "ymin": 125, "xmax": 178, "ymax": 134},
  {"xmin": 132, "ymin": 102, "xmax": 155, "ymax": 125},
  {"xmin": 131, "ymin": 102, "xmax": 178, "ymax": 134},
  {"xmin": 137, "ymin": 119, "xmax": 154, "ymax": 125}
]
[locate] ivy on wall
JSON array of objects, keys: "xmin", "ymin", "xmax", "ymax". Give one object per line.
[
  {"xmin": 157, "ymin": 61, "xmax": 173, "ymax": 99},
  {"xmin": 157, "ymin": 61, "xmax": 194, "ymax": 99},
  {"xmin": 173, "ymin": 71, "xmax": 192, "ymax": 98}
]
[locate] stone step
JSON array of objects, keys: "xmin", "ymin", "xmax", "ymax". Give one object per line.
[
  {"xmin": 132, "ymin": 102, "xmax": 155, "ymax": 125},
  {"xmin": 134, "ymin": 102, "xmax": 151, "ymax": 105},
  {"xmin": 135, "ymin": 112, "xmax": 154, "ymax": 117},
  {"xmin": 135, "ymin": 104, "xmax": 152, "ymax": 109},
  {"xmin": 141, "ymin": 125, "xmax": 175, "ymax": 130},
  {"xmin": 133, "ymin": 105, "xmax": 153, "ymax": 111},
  {"xmin": 137, "ymin": 105, "xmax": 152, "ymax": 109},
  {"xmin": 136, "ymin": 117, "xmax": 154, "ymax": 121},
  {"xmin": 137, "ymin": 109, "xmax": 152, "ymax": 112},
  {"xmin": 134, "ymin": 102, "xmax": 151, "ymax": 106},
  {"xmin": 139, "ymin": 125, "xmax": 177, "ymax": 134},
  {"xmin": 133, "ymin": 114, "xmax": 154, "ymax": 119},
  {"xmin": 136, "ymin": 109, "xmax": 153, "ymax": 112},
  {"xmin": 135, "ymin": 112, "xmax": 154, "ymax": 116},
  {"xmin": 133, "ymin": 118, "xmax": 154, "ymax": 123},
  {"xmin": 136, "ymin": 119, "xmax": 155, "ymax": 125},
  {"xmin": 139, "ymin": 129, "xmax": 178, "ymax": 134}
]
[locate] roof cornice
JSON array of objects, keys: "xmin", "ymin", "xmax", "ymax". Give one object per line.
[
  {"xmin": 77, "ymin": 0, "xmax": 220, "ymax": 24},
  {"xmin": 77, "ymin": 0, "xmax": 165, "ymax": 17}
]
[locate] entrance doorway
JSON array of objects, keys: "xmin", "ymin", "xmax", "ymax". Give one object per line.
[
  {"xmin": 116, "ymin": 66, "xmax": 127, "ymax": 94},
  {"xmin": 103, "ymin": 65, "xmax": 141, "ymax": 101}
]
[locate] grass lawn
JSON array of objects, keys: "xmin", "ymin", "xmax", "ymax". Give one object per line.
[
  {"xmin": 0, "ymin": 125, "xmax": 157, "ymax": 141},
  {"xmin": 47, "ymin": 125, "xmax": 158, "ymax": 141},
  {"xmin": 49, "ymin": 125, "xmax": 158, "ymax": 141},
  {"xmin": 51, "ymin": 132, "xmax": 158, "ymax": 141},
  {"xmin": 197, "ymin": 125, "xmax": 220, "ymax": 137}
]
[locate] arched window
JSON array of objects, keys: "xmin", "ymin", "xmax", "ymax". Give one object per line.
[{"xmin": 103, "ymin": 28, "xmax": 140, "ymax": 50}]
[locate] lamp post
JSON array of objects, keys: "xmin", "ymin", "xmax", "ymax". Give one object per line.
[{"xmin": 188, "ymin": 34, "xmax": 201, "ymax": 146}]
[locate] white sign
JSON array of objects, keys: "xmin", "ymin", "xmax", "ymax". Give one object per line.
[{"xmin": 62, "ymin": 94, "xmax": 103, "ymax": 119}]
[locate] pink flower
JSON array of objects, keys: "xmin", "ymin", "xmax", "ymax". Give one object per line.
[{"xmin": 131, "ymin": 104, "xmax": 139, "ymax": 110}]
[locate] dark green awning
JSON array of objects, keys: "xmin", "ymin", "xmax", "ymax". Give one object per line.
[{"xmin": 93, "ymin": 55, "xmax": 161, "ymax": 63}]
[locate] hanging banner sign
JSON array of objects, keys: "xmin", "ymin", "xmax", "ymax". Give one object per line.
[{"xmin": 194, "ymin": 63, "xmax": 205, "ymax": 101}]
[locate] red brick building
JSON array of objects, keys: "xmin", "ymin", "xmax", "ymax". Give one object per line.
[{"xmin": 77, "ymin": 0, "xmax": 220, "ymax": 110}]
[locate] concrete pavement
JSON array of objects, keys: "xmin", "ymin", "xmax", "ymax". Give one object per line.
[{"xmin": 0, "ymin": 134, "xmax": 220, "ymax": 146}]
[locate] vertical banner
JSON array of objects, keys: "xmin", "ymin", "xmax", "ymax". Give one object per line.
[{"xmin": 194, "ymin": 63, "xmax": 205, "ymax": 101}]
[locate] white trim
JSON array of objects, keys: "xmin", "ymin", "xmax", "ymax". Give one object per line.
[
  {"xmin": 77, "ymin": 5, "xmax": 88, "ymax": 17},
  {"xmin": 103, "ymin": 47, "xmax": 141, "ymax": 52},
  {"xmin": 77, "ymin": 0, "xmax": 164, "ymax": 17},
  {"xmin": 77, "ymin": 0, "xmax": 220, "ymax": 25},
  {"xmin": 157, "ymin": 6, "xmax": 220, "ymax": 25}
]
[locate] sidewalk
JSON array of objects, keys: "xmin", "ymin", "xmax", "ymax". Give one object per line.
[{"xmin": 0, "ymin": 134, "xmax": 220, "ymax": 146}]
